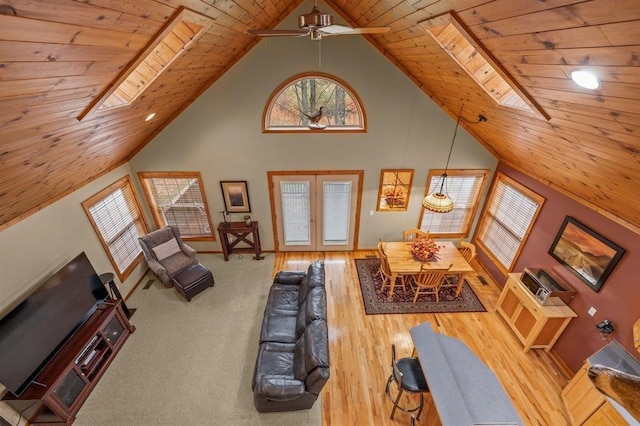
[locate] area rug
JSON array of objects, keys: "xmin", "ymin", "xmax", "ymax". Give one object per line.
[
  {"xmin": 355, "ymin": 258, "xmax": 487, "ymax": 315},
  {"xmin": 75, "ymin": 253, "xmax": 321, "ymax": 426}
]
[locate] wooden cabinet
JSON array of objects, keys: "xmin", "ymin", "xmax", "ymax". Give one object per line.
[
  {"xmin": 561, "ymin": 363, "xmax": 607, "ymax": 425},
  {"xmin": 2, "ymin": 301, "xmax": 134, "ymax": 425},
  {"xmin": 496, "ymin": 274, "xmax": 576, "ymax": 352},
  {"xmin": 583, "ymin": 401, "xmax": 628, "ymax": 425},
  {"xmin": 562, "ymin": 362, "xmax": 629, "ymax": 425}
]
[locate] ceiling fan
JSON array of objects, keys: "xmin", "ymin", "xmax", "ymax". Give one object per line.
[{"xmin": 247, "ymin": 0, "xmax": 390, "ymax": 40}]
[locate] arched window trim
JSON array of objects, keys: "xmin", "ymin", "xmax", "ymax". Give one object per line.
[{"xmin": 262, "ymin": 72, "xmax": 367, "ymax": 133}]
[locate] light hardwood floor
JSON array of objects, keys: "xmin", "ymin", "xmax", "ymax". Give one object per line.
[{"xmin": 273, "ymin": 251, "xmax": 573, "ymax": 426}]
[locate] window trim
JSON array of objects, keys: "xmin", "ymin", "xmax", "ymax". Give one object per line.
[
  {"xmin": 138, "ymin": 171, "xmax": 215, "ymax": 241},
  {"xmin": 418, "ymin": 169, "xmax": 488, "ymax": 238},
  {"xmin": 263, "ymin": 72, "xmax": 367, "ymax": 133},
  {"xmin": 475, "ymin": 172, "xmax": 545, "ymax": 274},
  {"xmin": 82, "ymin": 175, "xmax": 149, "ymax": 282}
]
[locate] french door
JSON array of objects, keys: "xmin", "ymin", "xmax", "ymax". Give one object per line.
[{"xmin": 269, "ymin": 171, "xmax": 362, "ymax": 251}]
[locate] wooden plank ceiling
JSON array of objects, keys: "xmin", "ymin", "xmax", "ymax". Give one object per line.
[{"xmin": 1, "ymin": 0, "xmax": 639, "ymax": 232}]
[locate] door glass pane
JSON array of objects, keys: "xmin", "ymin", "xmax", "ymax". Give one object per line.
[
  {"xmin": 323, "ymin": 181, "xmax": 351, "ymax": 245},
  {"xmin": 280, "ymin": 181, "xmax": 310, "ymax": 245}
]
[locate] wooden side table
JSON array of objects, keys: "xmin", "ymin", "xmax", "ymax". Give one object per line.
[{"xmin": 217, "ymin": 221, "xmax": 263, "ymax": 261}]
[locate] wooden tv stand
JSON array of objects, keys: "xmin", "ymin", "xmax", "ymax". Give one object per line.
[{"xmin": 2, "ymin": 300, "xmax": 134, "ymax": 425}]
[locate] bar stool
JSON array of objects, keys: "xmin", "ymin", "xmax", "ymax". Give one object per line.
[{"xmin": 385, "ymin": 344, "xmax": 429, "ymax": 420}]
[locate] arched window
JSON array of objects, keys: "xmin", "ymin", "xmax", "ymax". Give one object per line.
[{"xmin": 264, "ymin": 72, "xmax": 366, "ymax": 132}]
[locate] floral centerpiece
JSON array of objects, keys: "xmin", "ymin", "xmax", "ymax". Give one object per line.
[{"xmin": 410, "ymin": 237, "xmax": 441, "ymax": 261}]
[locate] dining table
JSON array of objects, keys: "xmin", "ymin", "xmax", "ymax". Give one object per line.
[{"xmin": 382, "ymin": 240, "xmax": 474, "ymax": 300}]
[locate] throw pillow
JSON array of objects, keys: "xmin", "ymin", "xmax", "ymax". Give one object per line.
[{"xmin": 152, "ymin": 237, "xmax": 181, "ymax": 260}]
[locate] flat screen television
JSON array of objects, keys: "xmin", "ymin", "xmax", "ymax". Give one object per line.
[{"xmin": 0, "ymin": 252, "xmax": 109, "ymax": 397}]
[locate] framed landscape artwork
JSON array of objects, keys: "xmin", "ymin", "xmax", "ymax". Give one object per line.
[
  {"xmin": 548, "ymin": 216, "xmax": 624, "ymax": 292},
  {"xmin": 220, "ymin": 181, "xmax": 251, "ymax": 213},
  {"xmin": 377, "ymin": 169, "xmax": 414, "ymax": 211}
]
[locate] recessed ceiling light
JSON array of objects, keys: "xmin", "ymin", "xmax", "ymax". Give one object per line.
[
  {"xmin": 571, "ymin": 70, "xmax": 600, "ymax": 89},
  {"xmin": 145, "ymin": 113, "xmax": 156, "ymax": 122}
]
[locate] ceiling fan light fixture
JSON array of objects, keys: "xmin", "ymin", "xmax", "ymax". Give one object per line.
[
  {"xmin": 571, "ymin": 70, "xmax": 600, "ymax": 89},
  {"xmin": 248, "ymin": 1, "xmax": 389, "ymax": 40},
  {"xmin": 298, "ymin": 5, "xmax": 333, "ymax": 29}
]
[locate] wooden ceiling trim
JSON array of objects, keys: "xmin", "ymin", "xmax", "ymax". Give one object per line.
[
  {"xmin": 7, "ymin": 0, "xmax": 164, "ymax": 36},
  {"xmin": 481, "ymin": 26, "xmax": 612, "ymax": 52},
  {"xmin": 489, "ymin": 120, "xmax": 640, "ymax": 172},
  {"xmin": 495, "ymin": 46, "xmax": 640, "ymax": 67},
  {"xmin": 361, "ymin": 0, "xmax": 408, "ymax": 24},
  {"xmin": 542, "ymin": 106, "xmax": 640, "ymax": 139},
  {"xmin": 458, "ymin": 0, "xmax": 587, "ymax": 26},
  {"xmin": 530, "ymin": 87, "xmax": 640, "ymax": 116},
  {"xmin": 418, "ymin": 12, "xmax": 549, "ymax": 119},
  {"xmin": 2, "ymin": 0, "xmax": 640, "ymax": 234},
  {"xmin": 0, "ymin": 41, "xmax": 136, "ymax": 63},
  {"xmin": 78, "ymin": 7, "xmax": 214, "ymax": 120},
  {"xmin": 524, "ymin": 76, "xmax": 640, "ymax": 103},
  {"xmin": 0, "ymin": 15, "xmax": 150, "ymax": 49}
]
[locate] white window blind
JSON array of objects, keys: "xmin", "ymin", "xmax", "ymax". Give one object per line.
[
  {"xmin": 139, "ymin": 174, "xmax": 213, "ymax": 238},
  {"xmin": 281, "ymin": 181, "xmax": 310, "ymax": 245},
  {"xmin": 478, "ymin": 175, "xmax": 543, "ymax": 270},
  {"xmin": 83, "ymin": 177, "xmax": 147, "ymax": 279},
  {"xmin": 420, "ymin": 171, "xmax": 487, "ymax": 237},
  {"xmin": 322, "ymin": 181, "xmax": 351, "ymax": 245}
]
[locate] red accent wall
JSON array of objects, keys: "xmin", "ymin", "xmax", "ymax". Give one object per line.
[{"xmin": 476, "ymin": 163, "xmax": 639, "ymax": 372}]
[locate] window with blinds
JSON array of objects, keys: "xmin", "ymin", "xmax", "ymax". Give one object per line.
[
  {"xmin": 476, "ymin": 173, "xmax": 545, "ymax": 272},
  {"xmin": 280, "ymin": 181, "xmax": 311, "ymax": 245},
  {"xmin": 323, "ymin": 181, "xmax": 352, "ymax": 245},
  {"xmin": 419, "ymin": 169, "xmax": 488, "ymax": 238},
  {"xmin": 138, "ymin": 172, "xmax": 214, "ymax": 239},
  {"xmin": 82, "ymin": 176, "xmax": 148, "ymax": 281}
]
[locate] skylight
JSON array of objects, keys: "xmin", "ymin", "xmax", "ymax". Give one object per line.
[
  {"xmin": 418, "ymin": 12, "xmax": 549, "ymax": 120},
  {"xmin": 78, "ymin": 7, "xmax": 213, "ymax": 121}
]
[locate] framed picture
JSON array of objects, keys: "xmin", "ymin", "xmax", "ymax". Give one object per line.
[
  {"xmin": 548, "ymin": 216, "xmax": 624, "ymax": 292},
  {"xmin": 220, "ymin": 181, "xmax": 251, "ymax": 213},
  {"xmin": 377, "ymin": 169, "xmax": 414, "ymax": 211}
]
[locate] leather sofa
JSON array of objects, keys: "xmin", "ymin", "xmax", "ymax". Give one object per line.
[{"xmin": 252, "ymin": 260, "xmax": 330, "ymax": 412}]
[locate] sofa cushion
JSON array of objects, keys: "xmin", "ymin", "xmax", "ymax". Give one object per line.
[
  {"xmin": 163, "ymin": 252, "xmax": 197, "ymax": 276},
  {"xmin": 265, "ymin": 284, "xmax": 300, "ymax": 316},
  {"xmin": 260, "ymin": 314, "xmax": 297, "ymax": 343},
  {"xmin": 295, "ymin": 286, "xmax": 326, "ymax": 337},
  {"xmin": 298, "ymin": 261, "xmax": 325, "ymax": 306},
  {"xmin": 152, "ymin": 237, "xmax": 181, "ymax": 260},
  {"xmin": 273, "ymin": 271, "xmax": 307, "ymax": 285},
  {"xmin": 293, "ymin": 320, "xmax": 329, "ymax": 382}
]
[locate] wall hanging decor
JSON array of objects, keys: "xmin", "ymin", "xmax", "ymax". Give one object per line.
[
  {"xmin": 377, "ymin": 169, "xmax": 413, "ymax": 211},
  {"xmin": 220, "ymin": 180, "xmax": 251, "ymax": 213},
  {"xmin": 549, "ymin": 216, "xmax": 624, "ymax": 292}
]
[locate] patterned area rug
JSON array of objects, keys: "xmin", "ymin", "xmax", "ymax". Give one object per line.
[{"xmin": 355, "ymin": 258, "xmax": 487, "ymax": 315}]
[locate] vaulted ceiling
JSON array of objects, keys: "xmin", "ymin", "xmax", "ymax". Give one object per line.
[{"xmin": 1, "ymin": 0, "xmax": 639, "ymax": 233}]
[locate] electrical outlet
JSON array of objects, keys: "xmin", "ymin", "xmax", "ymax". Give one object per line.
[
  {"xmin": 588, "ymin": 306, "xmax": 597, "ymax": 316},
  {"xmin": 369, "ymin": 210, "xmax": 374, "ymax": 216}
]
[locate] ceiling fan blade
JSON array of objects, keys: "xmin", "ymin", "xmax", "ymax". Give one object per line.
[
  {"xmin": 248, "ymin": 29, "xmax": 309, "ymax": 37},
  {"xmin": 320, "ymin": 24, "xmax": 390, "ymax": 35}
]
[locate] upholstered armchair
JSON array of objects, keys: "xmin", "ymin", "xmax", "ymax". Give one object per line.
[{"xmin": 138, "ymin": 226, "xmax": 198, "ymax": 287}]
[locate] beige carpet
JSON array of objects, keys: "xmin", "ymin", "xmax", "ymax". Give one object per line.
[{"xmin": 75, "ymin": 253, "xmax": 321, "ymax": 426}]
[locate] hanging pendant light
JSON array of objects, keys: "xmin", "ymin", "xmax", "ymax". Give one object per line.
[{"xmin": 422, "ymin": 104, "xmax": 464, "ymax": 213}]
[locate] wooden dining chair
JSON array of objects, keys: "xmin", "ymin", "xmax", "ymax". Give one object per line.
[
  {"xmin": 375, "ymin": 240, "xmax": 385, "ymax": 280},
  {"xmin": 457, "ymin": 241, "xmax": 477, "ymax": 263},
  {"xmin": 411, "ymin": 264, "xmax": 451, "ymax": 303},
  {"xmin": 402, "ymin": 228, "xmax": 429, "ymax": 242},
  {"xmin": 443, "ymin": 241, "xmax": 477, "ymax": 289},
  {"xmin": 378, "ymin": 244, "xmax": 408, "ymax": 294}
]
